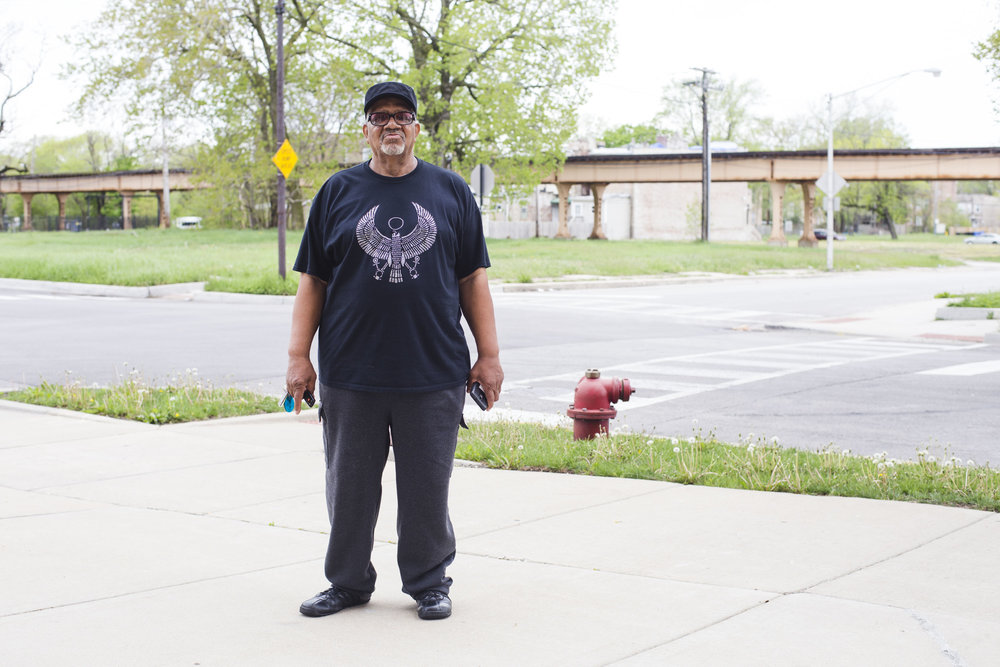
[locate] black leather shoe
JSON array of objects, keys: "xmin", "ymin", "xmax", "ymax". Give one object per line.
[
  {"xmin": 416, "ymin": 590, "xmax": 452, "ymax": 620},
  {"xmin": 299, "ymin": 586, "xmax": 371, "ymax": 617}
]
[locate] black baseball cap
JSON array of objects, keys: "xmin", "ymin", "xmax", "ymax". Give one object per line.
[{"xmin": 364, "ymin": 82, "xmax": 418, "ymax": 114}]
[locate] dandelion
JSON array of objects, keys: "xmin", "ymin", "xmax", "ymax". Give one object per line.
[
  {"xmin": 691, "ymin": 418, "xmax": 698, "ymax": 425},
  {"xmin": 842, "ymin": 449, "xmax": 850, "ymax": 456},
  {"xmin": 928, "ymin": 455, "xmax": 937, "ymax": 463},
  {"xmin": 967, "ymin": 460, "xmax": 976, "ymax": 467},
  {"xmin": 646, "ymin": 439, "xmax": 654, "ymax": 446},
  {"xmin": 517, "ymin": 445, "xmax": 524, "ymax": 451},
  {"xmin": 877, "ymin": 462, "xmax": 886, "ymax": 470},
  {"xmin": 673, "ymin": 446, "xmax": 680, "ymax": 453},
  {"xmin": 771, "ymin": 436, "xmax": 779, "ymax": 445},
  {"xmin": 669, "ymin": 437, "xmax": 678, "ymax": 445},
  {"xmin": 687, "ymin": 436, "xmax": 696, "ymax": 444}
]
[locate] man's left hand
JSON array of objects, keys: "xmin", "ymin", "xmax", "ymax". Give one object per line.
[{"xmin": 468, "ymin": 356, "xmax": 503, "ymax": 410}]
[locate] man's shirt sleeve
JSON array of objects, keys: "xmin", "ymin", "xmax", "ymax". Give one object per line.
[
  {"xmin": 454, "ymin": 176, "xmax": 491, "ymax": 279},
  {"xmin": 294, "ymin": 181, "xmax": 334, "ymax": 282}
]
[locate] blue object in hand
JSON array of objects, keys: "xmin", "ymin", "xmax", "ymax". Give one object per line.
[{"xmin": 282, "ymin": 390, "xmax": 315, "ymax": 412}]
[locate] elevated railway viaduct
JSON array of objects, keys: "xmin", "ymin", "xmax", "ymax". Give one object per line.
[
  {"xmin": 541, "ymin": 147, "xmax": 1000, "ymax": 244},
  {"xmin": 0, "ymin": 169, "xmax": 206, "ymax": 231}
]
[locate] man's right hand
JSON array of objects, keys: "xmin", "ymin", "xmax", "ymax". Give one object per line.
[{"xmin": 286, "ymin": 355, "xmax": 317, "ymax": 414}]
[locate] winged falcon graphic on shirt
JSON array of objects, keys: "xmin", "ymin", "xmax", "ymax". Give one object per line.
[{"xmin": 355, "ymin": 202, "xmax": 438, "ymax": 283}]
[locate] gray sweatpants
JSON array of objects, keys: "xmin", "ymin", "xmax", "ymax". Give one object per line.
[{"xmin": 318, "ymin": 382, "xmax": 465, "ymax": 598}]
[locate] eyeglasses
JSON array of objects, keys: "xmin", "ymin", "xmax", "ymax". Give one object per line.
[{"xmin": 367, "ymin": 111, "xmax": 416, "ymax": 126}]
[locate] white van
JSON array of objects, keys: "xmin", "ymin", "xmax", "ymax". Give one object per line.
[{"xmin": 175, "ymin": 216, "xmax": 202, "ymax": 229}]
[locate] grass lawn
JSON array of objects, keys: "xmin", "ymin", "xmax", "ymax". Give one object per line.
[
  {"xmin": 2, "ymin": 229, "xmax": 997, "ymax": 294},
  {"xmin": 0, "ymin": 228, "xmax": 302, "ymax": 294},
  {"xmin": 2, "ymin": 375, "xmax": 996, "ymax": 512},
  {"xmin": 939, "ymin": 291, "xmax": 1000, "ymax": 308}
]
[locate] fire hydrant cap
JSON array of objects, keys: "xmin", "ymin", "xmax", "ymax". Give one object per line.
[{"xmin": 585, "ymin": 369, "xmax": 601, "ymax": 379}]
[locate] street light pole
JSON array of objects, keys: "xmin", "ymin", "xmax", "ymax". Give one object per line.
[
  {"xmin": 826, "ymin": 92, "xmax": 834, "ymax": 271},
  {"xmin": 824, "ymin": 68, "xmax": 940, "ymax": 271}
]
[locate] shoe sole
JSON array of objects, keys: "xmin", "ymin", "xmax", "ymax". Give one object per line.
[
  {"xmin": 299, "ymin": 599, "xmax": 370, "ymax": 617},
  {"xmin": 417, "ymin": 607, "xmax": 452, "ymax": 620}
]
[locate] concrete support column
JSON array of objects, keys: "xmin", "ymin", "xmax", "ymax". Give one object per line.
[
  {"xmin": 768, "ymin": 181, "xmax": 787, "ymax": 246},
  {"xmin": 555, "ymin": 182, "xmax": 572, "ymax": 238},
  {"xmin": 57, "ymin": 193, "xmax": 70, "ymax": 231},
  {"xmin": 798, "ymin": 182, "xmax": 818, "ymax": 247},
  {"xmin": 121, "ymin": 191, "xmax": 133, "ymax": 230},
  {"xmin": 21, "ymin": 193, "xmax": 34, "ymax": 231},
  {"xmin": 589, "ymin": 182, "xmax": 609, "ymax": 240}
]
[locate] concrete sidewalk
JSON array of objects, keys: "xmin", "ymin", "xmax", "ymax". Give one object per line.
[{"xmin": 1, "ymin": 401, "xmax": 997, "ymax": 666}]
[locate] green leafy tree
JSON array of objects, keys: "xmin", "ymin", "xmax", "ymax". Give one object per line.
[
  {"xmin": 822, "ymin": 106, "xmax": 913, "ymax": 238},
  {"xmin": 71, "ymin": 0, "xmax": 616, "ymax": 226},
  {"xmin": 601, "ymin": 124, "xmax": 662, "ymax": 148},
  {"xmin": 70, "ymin": 0, "xmax": 359, "ymax": 229},
  {"xmin": 298, "ymin": 0, "xmax": 617, "ymax": 187},
  {"xmin": 0, "ymin": 25, "xmax": 34, "ymax": 175},
  {"xmin": 656, "ymin": 75, "xmax": 765, "ymax": 147}
]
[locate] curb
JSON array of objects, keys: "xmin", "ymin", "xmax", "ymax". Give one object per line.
[
  {"xmin": 0, "ymin": 397, "xmax": 320, "ymax": 425},
  {"xmin": 0, "ymin": 278, "xmax": 206, "ymax": 299},
  {"xmin": 935, "ymin": 306, "xmax": 1000, "ymax": 320},
  {"xmin": 191, "ymin": 291, "xmax": 295, "ymax": 305},
  {"xmin": 0, "ymin": 398, "xmax": 147, "ymax": 424},
  {"xmin": 493, "ymin": 269, "xmax": 822, "ymax": 293}
]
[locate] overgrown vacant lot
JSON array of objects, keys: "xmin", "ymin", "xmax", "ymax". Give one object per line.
[{"xmin": 1, "ymin": 229, "xmax": 996, "ymax": 294}]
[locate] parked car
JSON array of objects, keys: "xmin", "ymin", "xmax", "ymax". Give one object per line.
[
  {"xmin": 964, "ymin": 233, "xmax": 1000, "ymax": 245},
  {"xmin": 813, "ymin": 228, "xmax": 845, "ymax": 241},
  {"xmin": 174, "ymin": 216, "xmax": 202, "ymax": 229}
]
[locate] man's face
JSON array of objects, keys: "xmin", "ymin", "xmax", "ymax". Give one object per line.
[{"xmin": 363, "ymin": 97, "xmax": 420, "ymax": 159}]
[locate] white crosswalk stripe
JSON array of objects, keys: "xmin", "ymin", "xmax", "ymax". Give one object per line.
[
  {"xmin": 507, "ymin": 337, "xmax": 983, "ymax": 411},
  {"xmin": 497, "ymin": 292, "xmax": 810, "ymax": 324}
]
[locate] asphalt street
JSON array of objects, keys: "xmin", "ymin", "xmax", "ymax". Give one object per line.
[{"xmin": 2, "ymin": 263, "xmax": 1000, "ymax": 463}]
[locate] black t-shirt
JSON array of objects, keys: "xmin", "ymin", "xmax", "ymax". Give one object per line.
[{"xmin": 294, "ymin": 159, "xmax": 490, "ymax": 392}]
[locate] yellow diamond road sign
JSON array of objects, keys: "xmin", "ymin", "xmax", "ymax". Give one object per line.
[{"xmin": 272, "ymin": 139, "xmax": 298, "ymax": 179}]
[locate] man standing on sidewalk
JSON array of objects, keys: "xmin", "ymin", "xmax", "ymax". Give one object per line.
[{"xmin": 285, "ymin": 82, "xmax": 503, "ymax": 621}]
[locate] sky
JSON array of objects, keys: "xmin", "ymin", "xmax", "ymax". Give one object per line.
[{"xmin": 3, "ymin": 0, "xmax": 1000, "ymax": 149}]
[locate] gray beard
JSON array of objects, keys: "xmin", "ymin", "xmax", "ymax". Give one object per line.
[{"xmin": 381, "ymin": 139, "xmax": 405, "ymax": 156}]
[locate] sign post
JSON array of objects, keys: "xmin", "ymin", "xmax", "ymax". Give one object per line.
[{"xmin": 470, "ymin": 163, "xmax": 495, "ymax": 210}]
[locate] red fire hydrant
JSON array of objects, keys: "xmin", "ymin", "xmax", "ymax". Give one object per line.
[{"xmin": 567, "ymin": 368, "xmax": 636, "ymax": 440}]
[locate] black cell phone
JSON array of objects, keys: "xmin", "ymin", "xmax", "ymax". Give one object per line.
[{"xmin": 470, "ymin": 382, "xmax": 488, "ymax": 410}]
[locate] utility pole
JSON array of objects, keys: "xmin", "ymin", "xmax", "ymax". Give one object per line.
[
  {"xmin": 275, "ymin": 0, "xmax": 287, "ymax": 279},
  {"xmin": 161, "ymin": 111, "xmax": 171, "ymax": 229},
  {"xmin": 685, "ymin": 68, "xmax": 719, "ymax": 242}
]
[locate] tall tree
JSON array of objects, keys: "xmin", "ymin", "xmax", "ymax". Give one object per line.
[
  {"xmin": 71, "ymin": 0, "xmax": 617, "ymax": 225},
  {"xmin": 0, "ymin": 25, "xmax": 35, "ymax": 175},
  {"xmin": 656, "ymin": 75, "xmax": 765, "ymax": 147},
  {"xmin": 69, "ymin": 0, "xmax": 358, "ymax": 228},
  {"xmin": 822, "ymin": 104, "xmax": 913, "ymax": 237},
  {"xmin": 297, "ymin": 0, "xmax": 617, "ymax": 186},
  {"xmin": 601, "ymin": 123, "xmax": 663, "ymax": 148}
]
